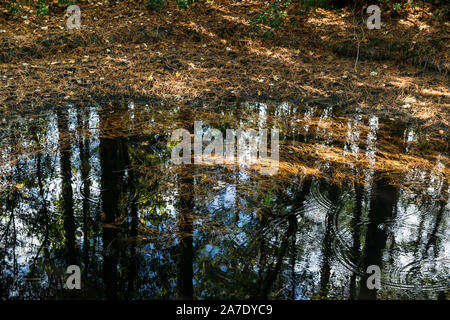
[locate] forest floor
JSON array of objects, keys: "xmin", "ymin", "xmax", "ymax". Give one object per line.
[{"xmin": 0, "ymin": 0, "xmax": 449, "ymax": 130}]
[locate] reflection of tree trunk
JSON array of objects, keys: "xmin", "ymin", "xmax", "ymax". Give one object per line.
[
  {"xmin": 289, "ymin": 230, "xmax": 297, "ymax": 300},
  {"xmin": 29, "ymin": 153, "xmax": 50, "ymax": 272},
  {"xmin": 425, "ymin": 200, "xmax": 447, "ymax": 301},
  {"xmin": 176, "ymin": 172, "xmax": 195, "ymax": 300},
  {"xmin": 175, "ymin": 108, "xmax": 195, "ymax": 300},
  {"xmin": 425, "ymin": 201, "xmax": 445, "ymax": 256},
  {"xmin": 99, "ymin": 114, "xmax": 122, "ymax": 300},
  {"xmin": 349, "ymin": 183, "xmax": 364, "ymax": 299},
  {"xmin": 28, "ymin": 124, "xmax": 50, "ymax": 273},
  {"xmin": 260, "ymin": 214, "xmax": 297, "ymax": 299},
  {"xmin": 1, "ymin": 130, "xmax": 21, "ymax": 296},
  {"xmin": 57, "ymin": 111, "xmax": 77, "ymax": 266},
  {"xmin": 57, "ymin": 111, "xmax": 79, "ymax": 299},
  {"xmin": 358, "ymin": 178, "xmax": 397, "ymax": 300},
  {"xmin": 122, "ymin": 138, "xmax": 138, "ymax": 299},
  {"xmin": 412, "ymin": 202, "xmax": 427, "ymax": 262},
  {"xmin": 78, "ymin": 110, "xmax": 91, "ymax": 283},
  {"xmin": 233, "ymin": 106, "xmax": 241, "ymax": 222},
  {"xmin": 125, "ymin": 198, "xmax": 138, "ymax": 299},
  {"xmin": 290, "ymin": 177, "xmax": 312, "ymax": 299},
  {"xmin": 258, "ymin": 178, "xmax": 312, "ymax": 299},
  {"xmin": 318, "ymin": 182, "xmax": 339, "ymax": 298}
]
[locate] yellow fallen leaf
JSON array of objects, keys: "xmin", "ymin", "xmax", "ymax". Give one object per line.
[
  {"xmin": 146, "ymin": 74, "xmax": 153, "ymax": 81},
  {"xmin": 15, "ymin": 183, "xmax": 24, "ymax": 190},
  {"xmin": 175, "ymin": 72, "xmax": 181, "ymax": 77}
]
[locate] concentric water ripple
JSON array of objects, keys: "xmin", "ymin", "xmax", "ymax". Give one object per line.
[{"xmin": 310, "ymin": 182, "xmax": 449, "ymax": 293}]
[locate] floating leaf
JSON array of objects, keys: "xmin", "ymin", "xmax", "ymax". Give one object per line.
[{"xmin": 14, "ymin": 183, "xmax": 24, "ymax": 190}]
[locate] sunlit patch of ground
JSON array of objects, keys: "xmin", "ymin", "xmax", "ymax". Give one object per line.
[{"xmin": 0, "ymin": 0, "xmax": 448, "ymax": 130}]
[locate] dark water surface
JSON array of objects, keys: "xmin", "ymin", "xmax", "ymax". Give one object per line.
[{"xmin": 0, "ymin": 101, "xmax": 448, "ymax": 299}]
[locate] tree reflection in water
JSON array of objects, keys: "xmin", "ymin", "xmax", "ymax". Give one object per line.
[{"xmin": 0, "ymin": 101, "xmax": 448, "ymax": 300}]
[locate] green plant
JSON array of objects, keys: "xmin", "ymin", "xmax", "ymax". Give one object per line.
[
  {"xmin": 37, "ymin": 2, "xmax": 49, "ymax": 16},
  {"xmin": 58, "ymin": 0, "xmax": 75, "ymax": 6},
  {"xmin": 177, "ymin": 0, "xmax": 196, "ymax": 10},
  {"xmin": 408, "ymin": 0, "xmax": 421, "ymax": 9},
  {"xmin": 250, "ymin": 0, "xmax": 293, "ymax": 38},
  {"xmin": 147, "ymin": 0, "xmax": 167, "ymax": 11},
  {"xmin": 7, "ymin": 0, "xmax": 22, "ymax": 14},
  {"xmin": 392, "ymin": 2, "xmax": 402, "ymax": 12},
  {"xmin": 263, "ymin": 188, "xmax": 275, "ymax": 208},
  {"xmin": 177, "ymin": 0, "xmax": 189, "ymax": 10}
]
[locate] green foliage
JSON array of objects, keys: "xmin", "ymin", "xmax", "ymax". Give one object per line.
[
  {"xmin": 392, "ymin": 2, "xmax": 402, "ymax": 12},
  {"xmin": 408, "ymin": 1, "xmax": 421, "ymax": 9},
  {"xmin": 146, "ymin": 0, "xmax": 196, "ymax": 12},
  {"xmin": 264, "ymin": 188, "xmax": 275, "ymax": 208},
  {"xmin": 177, "ymin": 0, "xmax": 197, "ymax": 10},
  {"xmin": 6, "ymin": 0, "xmax": 74, "ymax": 16},
  {"xmin": 177, "ymin": 0, "xmax": 189, "ymax": 10},
  {"xmin": 37, "ymin": 2, "xmax": 49, "ymax": 16},
  {"xmin": 147, "ymin": 0, "xmax": 167, "ymax": 11},
  {"xmin": 250, "ymin": 0, "xmax": 293, "ymax": 38},
  {"xmin": 58, "ymin": 0, "xmax": 75, "ymax": 6},
  {"xmin": 250, "ymin": 0, "xmax": 333, "ymax": 37},
  {"xmin": 7, "ymin": 0, "xmax": 22, "ymax": 14},
  {"xmin": 379, "ymin": 0, "xmax": 449, "ymax": 20}
]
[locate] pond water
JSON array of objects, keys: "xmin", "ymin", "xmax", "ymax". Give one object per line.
[{"xmin": 0, "ymin": 101, "xmax": 448, "ymax": 299}]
